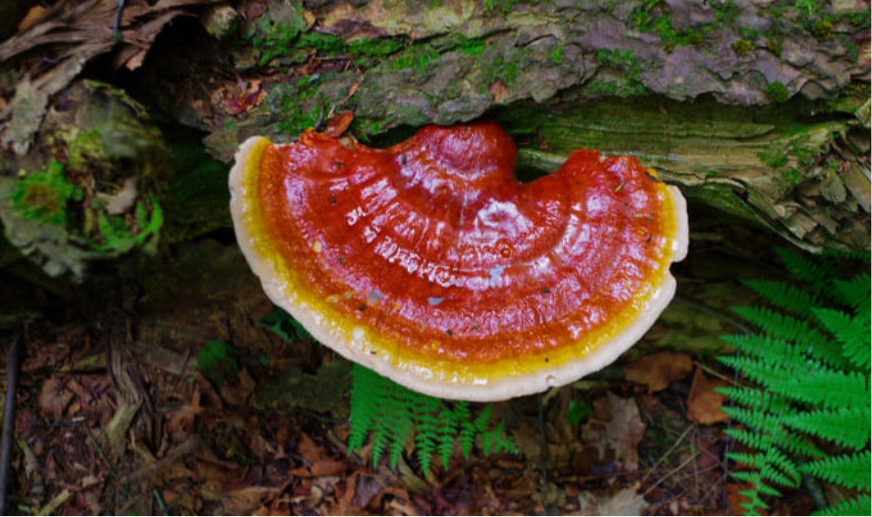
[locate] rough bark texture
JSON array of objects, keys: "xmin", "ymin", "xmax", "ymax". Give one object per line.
[{"xmin": 0, "ymin": 0, "xmax": 869, "ymax": 278}]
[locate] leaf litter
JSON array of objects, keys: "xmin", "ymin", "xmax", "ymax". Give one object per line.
[{"xmin": 0, "ymin": 235, "xmax": 779, "ymax": 514}]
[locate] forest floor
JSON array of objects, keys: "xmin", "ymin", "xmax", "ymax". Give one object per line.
[{"xmin": 0, "ymin": 231, "xmax": 819, "ymax": 516}]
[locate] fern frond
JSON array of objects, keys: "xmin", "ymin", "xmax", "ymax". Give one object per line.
[
  {"xmin": 459, "ymin": 405, "xmax": 493, "ymax": 458},
  {"xmin": 742, "ymin": 279, "xmax": 819, "ymax": 317},
  {"xmin": 771, "ymin": 368, "xmax": 869, "ymax": 410},
  {"xmin": 718, "ymin": 335, "xmax": 803, "ymax": 376},
  {"xmin": 480, "ymin": 421, "xmax": 519, "ymax": 456},
  {"xmin": 348, "ymin": 364, "xmax": 383, "ymax": 454},
  {"xmin": 412, "ymin": 396, "xmax": 441, "ymax": 473},
  {"xmin": 717, "ymin": 386, "xmax": 791, "ymax": 413},
  {"xmin": 727, "ymin": 450, "xmax": 800, "ymax": 488},
  {"xmin": 730, "ymin": 470, "xmax": 773, "ymax": 515},
  {"xmin": 347, "ymin": 364, "xmax": 516, "ymax": 471},
  {"xmin": 728, "ymin": 306, "xmax": 849, "ymax": 369},
  {"xmin": 811, "ymin": 493, "xmax": 872, "ymax": 516},
  {"xmin": 383, "ymin": 388, "xmax": 416, "ymax": 469},
  {"xmin": 781, "ymin": 406, "xmax": 871, "ymax": 450},
  {"xmin": 832, "ymin": 272, "xmax": 872, "ymax": 314},
  {"xmin": 812, "ymin": 308, "xmax": 871, "ymax": 370},
  {"xmin": 723, "ymin": 426, "xmax": 823, "ymax": 459},
  {"xmin": 730, "ymin": 306, "xmax": 826, "ymax": 347},
  {"xmin": 800, "ymin": 450, "xmax": 871, "ymax": 491},
  {"xmin": 772, "ymin": 246, "xmax": 835, "ymax": 293},
  {"xmin": 720, "ymin": 404, "xmax": 790, "ymax": 433},
  {"xmin": 436, "ymin": 403, "xmax": 459, "ymax": 469}
]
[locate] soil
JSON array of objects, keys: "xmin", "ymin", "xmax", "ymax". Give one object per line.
[{"xmin": 0, "ymin": 229, "xmax": 819, "ymax": 515}]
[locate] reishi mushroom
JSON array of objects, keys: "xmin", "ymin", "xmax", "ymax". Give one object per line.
[{"xmin": 229, "ymin": 121, "xmax": 688, "ymax": 401}]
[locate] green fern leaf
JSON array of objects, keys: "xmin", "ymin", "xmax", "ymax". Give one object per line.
[
  {"xmin": 437, "ymin": 404, "xmax": 459, "ymax": 469},
  {"xmin": 742, "ymin": 279, "xmax": 819, "ymax": 317},
  {"xmin": 811, "ymin": 493, "xmax": 872, "ymax": 516},
  {"xmin": 729, "ymin": 306, "xmax": 849, "ymax": 369},
  {"xmin": 412, "ymin": 397, "xmax": 441, "ymax": 473},
  {"xmin": 781, "ymin": 406, "xmax": 871, "ymax": 450},
  {"xmin": 800, "ymin": 450, "xmax": 871, "ymax": 491},
  {"xmin": 723, "ymin": 426, "xmax": 823, "ymax": 459},
  {"xmin": 480, "ymin": 421, "xmax": 519, "ymax": 456},
  {"xmin": 832, "ymin": 272, "xmax": 871, "ymax": 314},
  {"xmin": 455, "ymin": 401, "xmax": 479, "ymax": 458},
  {"xmin": 348, "ymin": 365, "xmax": 383, "ymax": 454},
  {"xmin": 730, "ymin": 306, "xmax": 826, "ymax": 346},
  {"xmin": 771, "ymin": 368, "xmax": 869, "ymax": 410},
  {"xmin": 772, "ymin": 246, "xmax": 835, "ymax": 293},
  {"xmin": 812, "ymin": 308, "xmax": 871, "ymax": 370},
  {"xmin": 719, "ymin": 334, "xmax": 806, "ymax": 373}
]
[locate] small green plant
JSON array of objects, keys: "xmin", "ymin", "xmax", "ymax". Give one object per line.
[
  {"xmin": 198, "ymin": 340, "xmax": 239, "ymax": 386},
  {"xmin": 10, "ymin": 160, "xmax": 83, "ymax": 227},
  {"xmin": 260, "ymin": 308, "xmax": 518, "ymax": 472},
  {"xmin": 90, "ymin": 195, "xmax": 163, "ymax": 252},
  {"xmin": 348, "ymin": 364, "xmax": 518, "ymax": 472},
  {"xmin": 717, "ymin": 247, "xmax": 871, "ymax": 515}
]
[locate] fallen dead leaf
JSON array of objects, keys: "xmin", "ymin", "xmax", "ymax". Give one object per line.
[
  {"xmin": 624, "ymin": 351, "xmax": 693, "ymax": 392},
  {"xmin": 577, "ymin": 483, "xmax": 648, "ymax": 516},
  {"xmin": 16, "ymin": 5, "xmax": 48, "ymax": 32},
  {"xmin": 725, "ymin": 481, "xmax": 754, "ymax": 515},
  {"xmin": 580, "ymin": 392, "xmax": 646, "ymax": 473},
  {"xmin": 290, "ymin": 459, "xmax": 348, "ymax": 478},
  {"xmin": 297, "ymin": 431, "xmax": 327, "ymax": 463},
  {"xmin": 686, "ymin": 367, "xmax": 730, "ymax": 425},
  {"xmin": 38, "ymin": 376, "xmax": 73, "ymax": 421},
  {"xmin": 223, "ymin": 485, "xmax": 280, "ymax": 515}
]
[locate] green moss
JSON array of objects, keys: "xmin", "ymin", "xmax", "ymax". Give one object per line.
[
  {"xmin": 483, "ymin": 0, "xmax": 543, "ymax": 15},
  {"xmin": 731, "ymin": 38, "xmax": 755, "ymax": 57},
  {"xmin": 711, "ymin": 0, "xmax": 741, "ymax": 25},
  {"xmin": 501, "ymin": 60, "xmax": 519, "ymax": 85},
  {"xmin": 10, "ymin": 160, "xmax": 83, "ymax": 227},
  {"xmin": 765, "ymin": 82, "xmax": 790, "ymax": 103},
  {"xmin": 631, "ymin": 0, "xmax": 761, "ymax": 53},
  {"xmin": 590, "ymin": 48, "xmax": 647, "ymax": 98},
  {"xmin": 549, "ymin": 47, "xmax": 564, "ymax": 65},
  {"xmin": 765, "ymin": 37, "xmax": 783, "ymax": 56},
  {"xmin": 385, "ymin": 43, "xmax": 440, "ymax": 72},
  {"xmin": 758, "ymin": 143, "xmax": 789, "ymax": 168},
  {"xmin": 270, "ymin": 77, "xmax": 330, "ymax": 135},
  {"xmin": 811, "ymin": 18, "xmax": 834, "ymax": 40},
  {"xmin": 793, "ymin": 0, "xmax": 817, "ymax": 18},
  {"xmin": 834, "ymin": 6, "xmax": 871, "ymax": 28},
  {"xmin": 253, "ymin": 18, "xmax": 406, "ymax": 69},
  {"xmin": 298, "ymin": 33, "xmax": 406, "ymax": 58}
]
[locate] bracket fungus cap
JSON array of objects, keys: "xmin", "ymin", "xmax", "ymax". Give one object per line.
[{"xmin": 230, "ymin": 121, "xmax": 688, "ymax": 401}]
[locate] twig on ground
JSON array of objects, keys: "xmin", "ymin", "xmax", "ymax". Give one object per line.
[{"xmin": 0, "ymin": 331, "xmax": 23, "ymax": 515}]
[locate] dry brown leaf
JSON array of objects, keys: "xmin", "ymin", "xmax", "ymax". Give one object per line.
[
  {"xmin": 166, "ymin": 387, "xmax": 203, "ymax": 440},
  {"xmin": 17, "ymin": 5, "xmax": 48, "ymax": 32},
  {"xmin": 290, "ymin": 459, "xmax": 348, "ymax": 477},
  {"xmin": 725, "ymin": 482, "xmax": 754, "ymax": 514},
  {"xmin": 623, "ymin": 351, "xmax": 693, "ymax": 392},
  {"xmin": 38, "ymin": 376, "xmax": 73, "ymax": 421},
  {"xmin": 297, "ymin": 431, "xmax": 327, "ymax": 463},
  {"xmin": 122, "ymin": 48, "xmax": 148, "ymax": 71},
  {"xmin": 223, "ymin": 485, "xmax": 279, "ymax": 515},
  {"xmin": 686, "ymin": 367, "xmax": 730, "ymax": 425},
  {"xmin": 580, "ymin": 392, "xmax": 646, "ymax": 473},
  {"xmin": 577, "ymin": 483, "xmax": 647, "ymax": 516}
]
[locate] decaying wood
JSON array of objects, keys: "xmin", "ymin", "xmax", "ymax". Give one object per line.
[{"xmin": 0, "ymin": 0, "xmax": 869, "ymax": 280}]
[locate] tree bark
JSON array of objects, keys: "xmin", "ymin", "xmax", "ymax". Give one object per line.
[{"xmin": 0, "ymin": 0, "xmax": 869, "ymax": 278}]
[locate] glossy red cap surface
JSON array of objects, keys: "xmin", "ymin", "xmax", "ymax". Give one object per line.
[{"xmin": 230, "ymin": 121, "xmax": 688, "ymax": 401}]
